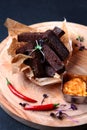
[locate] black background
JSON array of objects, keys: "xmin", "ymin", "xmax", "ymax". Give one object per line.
[{"xmin": 0, "ymin": 0, "xmax": 87, "ymax": 130}]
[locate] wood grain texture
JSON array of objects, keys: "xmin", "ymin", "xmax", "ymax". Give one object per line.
[{"xmin": 0, "ymin": 22, "xmax": 87, "ymax": 129}]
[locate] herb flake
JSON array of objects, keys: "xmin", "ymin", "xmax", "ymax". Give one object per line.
[{"xmin": 76, "ymin": 36, "xmax": 84, "ymax": 42}]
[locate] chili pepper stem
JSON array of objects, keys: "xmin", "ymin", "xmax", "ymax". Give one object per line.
[
  {"xmin": 54, "ymin": 103, "xmax": 60, "ymax": 107},
  {"xmin": 6, "ymin": 78, "xmax": 10, "ymax": 85}
]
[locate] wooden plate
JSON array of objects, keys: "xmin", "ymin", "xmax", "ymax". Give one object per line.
[{"xmin": 0, "ymin": 22, "xmax": 87, "ymax": 130}]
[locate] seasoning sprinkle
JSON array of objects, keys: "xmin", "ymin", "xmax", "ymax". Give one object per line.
[
  {"xmin": 79, "ymin": 46, "xmax": 85, "ymax": 51},
  {"xmin": 76, "ymin": 36, "xmax": 84, "ymax": 42},
  {"xmin": 41, "ymin": 94, "xmax": 48, "ymax": 104},
  {"xmin": 70, "ymin": 104, "xmax": 78, "ymax": 110},
  {"xmin": 19, "ymin": 103, "xmax": 27, "ymax": 107},
  {"xmin": 50, "ymin": 104, "xmax": 78, "ymax": 123},
  {"xmin": 75, "ymin": 36, "xmax": 87, "ymax": 51},
  {"xmin": 50, "ymin": 112, "xmax": 56, "ymax": 118}
]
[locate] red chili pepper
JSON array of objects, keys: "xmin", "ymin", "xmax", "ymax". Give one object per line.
[
  {"xmin": 6, "ymin": 78, "xmax": 37, "ymax": 103},
  {"xmin": 24, "ymin": 103, "xmax": 59, "ymax": 111}
]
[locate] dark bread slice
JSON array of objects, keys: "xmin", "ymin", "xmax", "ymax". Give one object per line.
[
  {"xmin": 18, "ymin": 32, "xmax": 43, "ymax": 42},
  {"xmin": 43, "ymin": 30, "xmax": 69, "ymax": 61},
  {"xmin": 24, "ymin": 50, "xmax": 45, "ymax": 78},
  {"xmin": 53, "ymin": 26, "xmax": 65, "ymax": 38},
  {"xmin": 16, "ymin": 42, "xmax": 34, "ymax": 55},
  {"xmin": 42, "ymin": 44, "xmax": 65, "ymax": 74}
]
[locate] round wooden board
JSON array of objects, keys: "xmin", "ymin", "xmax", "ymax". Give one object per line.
[{"xmin": 0, "ymin": 22, "xmax": 87, "ymax": 130}]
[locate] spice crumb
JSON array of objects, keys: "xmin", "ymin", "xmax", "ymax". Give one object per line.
[
  {"xmin": 76, "ymin": 36, "xmax": 84, "ymax": 42},
  {"xmin": 79, "ymin": 46, "xmax": 85, "ymax": 51},
  {"xmin": 41, "ymin": 94, "xmax": 48, "ymax": 104},
  {"xmin": 19, "ymin": 103, "xmax": 27, "ymax": 107},
  {"xmin": 50, "ymin": 112, "xmax": 56, "ymax": 118}
]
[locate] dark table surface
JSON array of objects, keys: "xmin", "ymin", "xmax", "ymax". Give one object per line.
[{"xmin": 0, "ymin": 0, "xmax": 87, "ymax": 130}]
